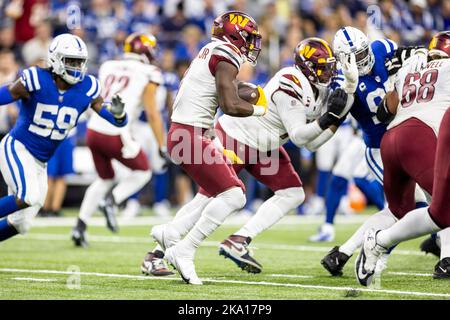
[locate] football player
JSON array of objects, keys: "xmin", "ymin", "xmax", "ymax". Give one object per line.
[
  {"xmin": 357, "ymin": 31, "xmax": 450, "ymax": 284},
  {"xmin": 320, "ymin": 26, "xmax": 428, "ymax": 276},
  {"xmin": 0, "ymin": 33, "xmax": 127, "ymax": 241},
  {"xmin": 145, "ymin": 37, "xmax": 356, "ymax": 275},
  {"xmin": 71, "ymin": 33, "xmax": 167, "ymax": 249},
  {"xmin": 143, "ymin": 11, "xmax": 267, "ymax": 284}
]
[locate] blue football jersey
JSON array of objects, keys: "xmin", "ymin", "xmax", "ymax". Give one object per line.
[
  {"xmin": 333, "ymin": 39, "xmax": 398, "ymax": 148},
  {"xmin": 10, "ymin": 66, "xmax": 101, "ymax": 162}
]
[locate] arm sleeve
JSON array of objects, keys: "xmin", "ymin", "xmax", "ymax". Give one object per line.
[
  {"xmin": 304, "ymin": 128, "xmax": 335, "ymax": 152},
  {"xmin": 98, "ymin": 106, "xmax": 128, "ymax": 127},
  {"xmin": 0, "ymin": 86, "xmax": 15, "ymax": 105},
  {"xmin": 274, "ymin": 90, "xmax": 324, "ymax": 147}
]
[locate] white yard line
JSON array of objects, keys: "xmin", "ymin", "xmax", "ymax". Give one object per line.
[
  {"xmin": 0, "ymin": 268, "xmax": 448, "ymax": 298},
  {"xmin": 269, "ymin": 274, "xmax": 314, "ymax": 279},
  {"xmin": 29, "ymin": 215, "xmax": 370, "ymax": 228},
  {"xmin": 388, "ymin": 272, "xmax": 433, "ymax": 277},
  {"xmin": 12, "ymin": 277, "xmax": 57, "ymax": 282},
  {"xmin": 18, "ymin": 233, "xmax": 427, "ymax": 257}
]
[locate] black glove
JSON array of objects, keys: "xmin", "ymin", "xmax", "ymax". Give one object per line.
[
  {"xmin": 159, "ymin": 147, "xmax": 171, "ymax": 170},
  {"xmin": 318, "ymin": 88, "xmax": 348, "ymax": 130},
  {"xmin": 385, "ymin": 46, "xmax": 425, "ymax": 76}
]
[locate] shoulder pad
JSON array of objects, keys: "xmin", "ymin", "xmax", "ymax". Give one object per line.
[
  {"xmin": 20, "ymin": 66, "xmax": 42, "ymax": 92},
  {"xmin": 279, "ymin": 73, "xmax": 304, "ymax": 100},
  {"xmin": 85, "ymin": 75, "xmax": 101, "ymax": 99}
]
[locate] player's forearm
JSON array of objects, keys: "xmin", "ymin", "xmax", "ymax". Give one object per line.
[
  {"xmin": 219, "ymin": 94, "xmax": 255, "ymax": 117},
  {"xmin": 289, "ymin": 121, "xmax": 324, "ymax": 147},
  {"xmin": 98, "ymin": 106, "xmax": 128, "ymax": 127},
  {"xmin": 0, "ymin": 85, "xmax": 16, "ymax": 105},
  {"xmin": 304, "ymin": 128, "xmax": 334, "ymax": 152},
  {"xmin": 148, "ymin": 113, "xmax": 165, "ymax": 148}
]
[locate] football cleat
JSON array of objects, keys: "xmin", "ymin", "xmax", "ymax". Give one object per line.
[
  {"xmin": 150, "ymin": 224, "xmax": 180, "ymax": 251},
  {"xmin": 420, "ymin": 236, "xmax": 441, "ymax": 258},
  {"xmin": 99, "ymin": 195, "xmax": 119, "ymax": 233},
  {"xmin": 164, "ymin": 245, "xmax": 202, "ymax": 285},
  {"xmin": 71, "ymin": 218, "xmax": 88, "ymax": 247},
  {"xmin": 433, "ymin": 257, "xmax": 450, "ymax": 279},
  {"xmin": 355, "ymin": 229, "xmax": 387, "ymax": 286},
  {"xmin": 309, "ymin": 223, "xmax": 335, "ymax": 242},
  {"xmin": 321, "ymin": 246, "xmax": 351, "ymax": 276},
  {"xmin": 141, "ymin": 251, "xmax": 174, "ymax": 276},
  {"xmin": 219, "ymin": 235, "xmax": 263, "ymax": 274}
]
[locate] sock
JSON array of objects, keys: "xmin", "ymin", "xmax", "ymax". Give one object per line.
[
  {"xmin": 316, "ymin": 170, "xmax": 331, "ymax": 198},
  {"xmin": 340, "ymin": 208, "xmax": 397, "ymax": 256},
  {"xmin": 325, "ymin": 175, "xmax": 348, "ymax": 224},
  {"xmin": 235, "ymin": 187, "xmax": 305, "ymax": 238},
  {"xmin": 354, "ymin": 177, "xmax": 385, "ymax": 210},
  {"xmin": 79, "ymin": 179, "xmax": 114, "ymax": 223},
  {"xmin": 0, "ymin": 218, "xmax": 18, "ymax": 241},
  {"xmin": 112, "ymin": 170, "xmax": 151, "ymax": 205},
  {"xmin": 178, "ymin": 187, "xmax": 246, "ymax": 254},
  {"xmin": 0, "ymin": 195, "xmax": 20, "ymax": 219},
  {"xmin": 438, "ymin": 228, "xmax": 450, "ymax": 259},
  {"xmin": 153, "ymin": 172, "xmax": 168, "ymax": 203},
  {"xmin": 377, "ymin": 207, "xmax": 441, "ymax": 249}
]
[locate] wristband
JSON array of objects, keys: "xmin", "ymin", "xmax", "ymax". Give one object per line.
[{"xmin": 252, "ymin": 105, "xmax": 266, "ymax": 116}]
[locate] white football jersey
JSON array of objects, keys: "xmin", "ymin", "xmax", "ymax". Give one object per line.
[
  {"xmin": 88, "ymin": 58, "xmax": 163, "ymax": 135},
  {"xmin": 389, "ymin": 57, "xmax": 450, "ymax": 135},
  {"xmin": 219, "ymin": 66, "xmax": 328, "ymax": 151},
  {"xmin": 170, "ymin": 39, "xmax": 246, "ymax": 129}
]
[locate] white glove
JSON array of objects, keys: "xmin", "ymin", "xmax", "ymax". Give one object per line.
[
  {"xmin": 120, "ymin": 131, "xmax": 141, "ymax": 159},
  {"xmin": 340, "ymin": 53, "xmax": 359, "ymax": 94},
  {"xmin": 405, "ymin": 48, "xmax": 428, "ymax": 73}
]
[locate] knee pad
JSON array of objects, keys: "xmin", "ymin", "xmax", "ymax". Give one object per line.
[
  {"xmin": 274, "ymin": 187, "xmax": 305, "ymax": 209},
  {"xmin": 218, "ymin": 187, "xmax": 246, "ymax": 211},
  {"xmin": 7, "ymin": 206, "xmax": 39, "ymax": 234}
]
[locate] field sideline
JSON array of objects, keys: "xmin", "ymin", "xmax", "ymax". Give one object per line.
[{"xmin": 0, "ymin": 208, "xmax": 448, "ymax": 300}]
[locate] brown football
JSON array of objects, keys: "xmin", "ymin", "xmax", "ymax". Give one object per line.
[{"xmin": 237, "ymin": 81, "xmax": 259, "ymax": 104}]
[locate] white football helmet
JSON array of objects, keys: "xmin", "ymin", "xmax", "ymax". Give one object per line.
[
  {"xmin": 47, "ymin": 33, "xmax": 88, "ymax": 85},
  {"xmin": 333, "ymin": 27, "xmax": 374, "ymax": 76}
]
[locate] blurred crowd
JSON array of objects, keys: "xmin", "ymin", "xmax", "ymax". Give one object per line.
[{"xmin": 0, "ymin": 0, "xmax": 445, "ymax": 213}]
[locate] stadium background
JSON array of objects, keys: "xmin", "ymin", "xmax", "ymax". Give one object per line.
[{"xmin": 0, "ymin": 0, "xmax": 444, "ymax": 214}]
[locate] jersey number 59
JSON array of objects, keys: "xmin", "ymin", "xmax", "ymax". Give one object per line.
[{"xmin": 28, "ymin": 103, "xmax": 78, "ymax": 140}]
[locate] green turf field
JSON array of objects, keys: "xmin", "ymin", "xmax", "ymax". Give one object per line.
[{"xmin": 0, "ymin": 208, "xmax": 448, "ymax": 300}]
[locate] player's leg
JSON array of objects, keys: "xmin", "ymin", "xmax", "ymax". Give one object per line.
[
  {"xmin": 357, "ymin": 119, "xmax": 437, "ymax": 285},
  {"xmin": 162, "ymin": 123, "xmax": 246, "ymax": 284},
  {"xmin": 220, "ymin": 147, "xmax": 304, "ymax": 273},
  {"xmin": 0, "ymin": 135, "xmax": 30, "ymax": 219},
  {"xmin": 0, "ymin": 139, "xmax": 48, "ymax": 241},
  {"xmin": 73, "ymin": 130, "xmax": 116, "ymax": 245},
  {"xmin": 310, "ymin": 136, "xmax": 364, "ymax": 242}
]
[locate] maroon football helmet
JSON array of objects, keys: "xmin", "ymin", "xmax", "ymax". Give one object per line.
[
  {"xmin": 211, "ymin": 11, "xmax": 262, "ymax": 65},
  {"xmin": 428, "ymin": 31, "xmax": 450, "ymax": 58},
  {"xmin": 123, "ymin": 33, "xmax": 157, "ymax": 64},
  {"xmin": 294, "ymin": 37, "xmax": 337, "ymax": 86}
]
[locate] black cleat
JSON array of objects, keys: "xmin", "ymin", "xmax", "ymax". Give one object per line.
[
  {"xmin": 433, "ymin": 258, "xmax": 450, "ymax": 279},
  {"xmin": 420, "ymin": 236, "xmax": 441, "ymax": 258},
  {"xmin": 219, "ymin": 235, "xmax": 263, "ymax": 274},
  {"xmin": 71, "ymin": 218, "xmax": 88, "ymax": 247},
  {"xmin": 321, "ymin": 246, "xmax": 351, "ymax": 276},
  {"xmin": 99, "ymin": 194, "xmax": 119, "ymax": 233}
]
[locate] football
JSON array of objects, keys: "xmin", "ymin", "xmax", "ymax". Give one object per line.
[{"xmin": 237, "ymin": 81, "xmax": 260, "ymax": 104}]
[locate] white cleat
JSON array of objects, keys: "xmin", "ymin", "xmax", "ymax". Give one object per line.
[
  {"xmin": 309, "ymin": 223, "xmax": 335, "ymax": 242},
  {"xmin": 164, "ymin": 245, "xmax": 202, "ymax": 285},
  {"xmin": 150, "ymin": 224, "xmax": 180, "ymax": 251},
  {"xmin": 355, "ymin": 228, "xmax": 388, "ymax": 286}
]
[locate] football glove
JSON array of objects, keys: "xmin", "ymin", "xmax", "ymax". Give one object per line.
[
  {"xmin": 252, "ymin": 85, "xmax": 268, "ymax": 116},
  {"xmin": 385, "ymin": 46, "xmax": 426, "ymax": 76},
  {"xmin": 109, "ymin": 95, "xmax": 126, "ymax": 119},
  {"xmin": 340, "ymin": 53, "xmax": 358, "ymax": 94},
  {"xmin": 318, "ymin": 88, "xmax": 348, "ymax": 130},
  {"xmin": 223, "ymin": 148, "xmax": 244, "ymax": 165},
  {"xmin": 158, "ymin": 146, "xmax": 171, "ymax": 170}
]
